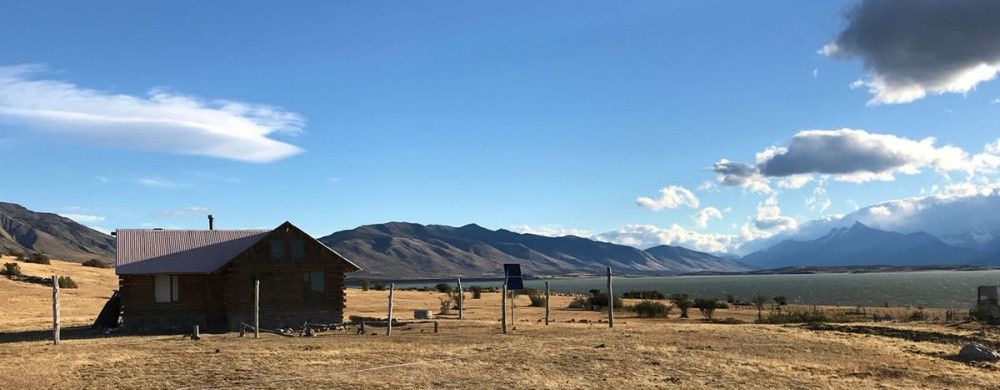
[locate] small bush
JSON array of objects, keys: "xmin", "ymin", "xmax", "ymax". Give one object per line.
[
  {"xmin": 470, "ymin": 285, "xmax": 483, "ymax": 299},
  {"xmin": 370, "ymin": 281, "xmax": 387, "ymax": 291},
  {"xmin": 2, "ymin": 262, "xmax": 22, "ymax": 276},
  {"xmin": 672, "ymin": 294, "xmax": 693, "ymax": 318},
  {"xmin": 528, "ymin": 292, "xmax": 546, "ymax": 307},
  {"xmin": 439, "ymin": 297, "xmax": 453, "ymax": 315},
  {"xmin": 568, "ymin": 295, "xmax": 589, "ymax": 309},
  {"xmin": 450, "ymin": 291, "xmax": 465, "ymax": 310},
  {"xmin": 82, "ymin": 259, "xmax": 110, "ymax": 268},
  {"xmin": 26, "ymin": 253, "xmax": 50, "ymax": 265},
  {"xmin": 774, "ymin": 296, "xmax": 788, "ymax": 306},
  {"xmin": 634, "ymin": 300, "xmax": 673, "ymax": 318},
  {"xmin": 694, "ymin": 298, "xmax": 720, "ymax": 320},
  {"xmin": 622, "ymin": 290, "xmax": 666, "ymax": 300},
  {"xmin": 589, "ymin": 292, "xmax": 624, "ymax": 310},
  {"xmin": 358, "ymin": 278, "xmax": 370, "ymax": 291},
  {"xmin": 58, "ymin": 276, "xmax": 78, "ymax": 289},
  {"xmin": 906, "ymin": 310, "xmax": 928, "ymax": 322},
  {"xmin": 435, "ymin": 283, "xmax": 454, "ymax": 293},
  {"xmin": 758, "ymin": 308, "xmax": 855, "ymax": 324}
]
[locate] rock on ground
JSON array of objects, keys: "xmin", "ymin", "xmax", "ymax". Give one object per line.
[{"xmin": 956, "ymin": 343, "xmax": 1000, "ymax": 362}]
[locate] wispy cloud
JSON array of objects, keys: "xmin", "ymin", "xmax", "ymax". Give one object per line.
[
  {"xmin": 138, "ymin": 177, "xmax": 190, "ymax": 189},
  {"xmin": 58, "ymin": 213, "xmax": 106, "ymax": 223},
  {"xmin": 509, "ymin": 225, "xmax": 592, "ymax": 238},
  {"xmin": 0, "ymin": 64, "xmax": 304, "ymax": 163},
  {"xmin": 158, "ymin": 206, "xmax": 210, "ymax": 217}
]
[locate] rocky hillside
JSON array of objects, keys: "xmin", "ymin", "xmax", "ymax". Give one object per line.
[
  {"xmin": 319, "ymin": 222, "xmax": 750, "ymax": 278},
  {"xmin": 0, "ymin": 202, "xmax": 114, "ymax": 261}
]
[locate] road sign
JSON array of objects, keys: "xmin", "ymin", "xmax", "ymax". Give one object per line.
[{"xmin": 503, "ymin": 263, "xmax": 524, "ymax": 289}]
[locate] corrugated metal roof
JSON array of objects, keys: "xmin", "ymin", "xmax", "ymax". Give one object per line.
[{"xmin": 115, "ymin": 229, "xmax": 269, "ymax": 275}]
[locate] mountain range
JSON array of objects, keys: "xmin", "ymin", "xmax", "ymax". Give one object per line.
[
  {"xmin": 318, "ymin": 222, "xmax": 750, "ymax": 278},
  {"xmin": 0, "ymin": 202, "xmax": 115, "ymax": 261},
  {"xmin": 741, "ymin": 222, "xmax": 987, "ymax": 269}
]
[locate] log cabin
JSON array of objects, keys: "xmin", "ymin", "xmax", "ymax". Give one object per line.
[{"xmin": 114, "ymin": 221, "xmax": 361, "ymax": 332}]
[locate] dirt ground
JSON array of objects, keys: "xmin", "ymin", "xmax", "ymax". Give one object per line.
[{"xmin": 2, "ymin": 258, "xmax": 1000, "ymax": 389}]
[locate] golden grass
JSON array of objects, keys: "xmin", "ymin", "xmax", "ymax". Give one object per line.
[{"xmin": 1, "ymin": 259, "xmax": 999, "ymax": 389}]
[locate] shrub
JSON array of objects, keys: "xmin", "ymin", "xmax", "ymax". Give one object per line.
[
  {"xmin": 672, "ymin": 294, "xmax": 693, "ymax": 318},
  {"xmin": 26, "ymin": 253, "xmax": 50, "ymax": 265},
  {"xmin": 528, "ymin": 291, "xmax": 546, "ymax": 307},
  {"xmin": 450, "ymin": 291, "xmax": 465, "ymax": 310},
  {"xmin": 470, "ymin": 285, "xmax": 483, "ymax": 299},
  {"xmin": 568, "ymin": 295, "xmax": 589, "ymax": 309},
  {"xmin": 906, "ymin": 310, "xmax": 928, "ymax": 322},
  {"xmin": 774, "ymin": 296, "xmax": 788, "ymax": 306},
  {"xmin": 439, "ymin": 297, "xmax": 452, "ymax": 315},
  {"xmin": 82, "ymin": 259, "xmax": 109, "ymax": 268},
  {"xmin": 58, "ymin": 276, "xmax": 78, "ymax": 289},
  {"xmin": 694, "ymin": 298, "xmax": 719, "ymax": 321},
  {"xmin": 758, "ymin": 308, "xmax": 856, "ymax": 324},
  {"xmin": 622, "ymin": 290, "xmax": 666, "ymax": 300},
  {"xmin": 588, "ymin": 292, "xmax": 624, "ymax": 310},
  {"xmin": 358, "ymin": 278, "xmax": 370, "ymax": 291},
  {"xmin": 2, "ymin": 262, "xmax": 22, "ymax": 276},
  {"xmin": 634, "ymin": 300, "xmax": 673, "ymax": 318},
  {"xmin": 370, "ymin": 281, "xmax": 387, "ymax": 291},
  {"xmin": 752, "ymin": 295, "xmax": 769, "ymax": 321},
  {"xmin": 435, "ymin": 283, "xmax": 454, "ymax": 293}
]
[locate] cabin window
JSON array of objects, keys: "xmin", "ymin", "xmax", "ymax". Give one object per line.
[
  {"xmin": 291, "ymin": 238, "xmax": 305, "ymax": 261},
  {"xmin": 302, "ymin": 271, "xmax": 325, "ymax": 299},
  {"xmin": 154, "ymin": 274, "xmax": 179, "ymax": 303},
  {"xmin": 270, "ymin": 239, "xmax": 285, "ymax": 262}
]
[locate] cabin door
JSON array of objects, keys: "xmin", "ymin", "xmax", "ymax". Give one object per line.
[{"xmin": 206, "ymin": 276, "xmax": 227, "ymax": 330}]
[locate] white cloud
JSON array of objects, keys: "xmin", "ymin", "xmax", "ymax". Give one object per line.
[
  {"xmin": 777, "ymin": 174, "xmax": 813, "ymax": 189},
  {"xmin": 0, "ymin": 65, "xmax": 304, "ymax": 163},
  {"xmin": 636, "ymin": 185, "xmax": 699, "ymax": 210},
  {"xmin": 823, "ymin": 1, "xmax": 1000, "ymax": 104},
  {"xmin": 693, "ymin": 207, "xmax": 723, "ymax": 228},
  {"xmin": 593, "ymin": 224, "xmax": 736, "ymax": 253},
  {"xmin": 510, "ymin": 225, "xmax": 592, "ymax": 238},
  {"xmin": 740, "ymin": 195, "xmax": 798, "ymax": 242},
  {"xmin": 805, "ymin": 186, "xmax": 832, "ymax": 213},
  {"xmin": 138, "ymin": 178, "xmax": 189, "ymax": 188},
  {"xmin": 158, "ymin": 207, "xmax": 210, "ymax": 217},
  {"xmin": 868, "ymin": 205, "xmax": 891, "ymax": 217},
  {"xmin": 58, "ymin": 213, "xmax": 106, "ymax": 223}
]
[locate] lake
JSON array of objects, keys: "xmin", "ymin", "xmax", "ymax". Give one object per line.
[{"xmin": 387, "ymin": 270, "xmax": 1000, "ymax": 309}]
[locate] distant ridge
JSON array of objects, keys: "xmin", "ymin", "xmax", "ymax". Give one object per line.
[
  {"xmin": 741, "ymin": 222, "xmax": 982, "ymax": 269},
  {"xmin": 319, "ymin": 222, "xmax": 750, "ymax": 278},
  {"xmin": 0, "ymin": 202, "xmax": 114, "ymax": 261}
]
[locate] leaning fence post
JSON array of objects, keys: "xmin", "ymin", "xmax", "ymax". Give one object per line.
[
  {"xmin": 52, "ymin": 275, "xmax": 60, "ymax": 345},
  {"xmin": 501, "ymin": 281, "xmax": 508, "ymax": 334},
  {"xmin": 387, "ymin": 283, "xmax": 395, "ymax": 336},
  {"xmin": 254, "ymin": 279, "xmax": 260, "ymax": 339},
  {"xmin": 457, "ymin": 277, "xmax": 464, "ymax": 320},
  {"xmin": 545, "ymin": 281, "xmax": 550, "ymax": 326},
  {"xmin": 607, "ymin": 267, "xmax": 614, "ymax": 328}
]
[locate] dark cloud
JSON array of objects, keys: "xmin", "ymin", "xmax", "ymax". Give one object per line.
[
  {"xmin": 713, "ymin": 160, "xmax": 757, "ymax": 186},
  {"xmin": 758, "ymin": 130, "xmax": 911, "ymax": 177},
  {"xmin": 825, "ymin": 0, "xmax": 1000, "ymax": 104}
]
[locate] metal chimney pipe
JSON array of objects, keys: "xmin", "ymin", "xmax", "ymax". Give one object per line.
[{"xmin": 208, "ymin": 214, "xmax": 215, "ymax": 230}]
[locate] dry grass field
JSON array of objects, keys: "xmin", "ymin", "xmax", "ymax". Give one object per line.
[{"xmin": 2, "ymin": 257, "xmax": 1000, "ymax": 389}]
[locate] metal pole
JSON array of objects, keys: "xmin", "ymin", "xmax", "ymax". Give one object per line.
[
  {"xmin": 254, "ymin": 279, "xmax": 260, "ymax": 339},
  {"xmin": 607, "ymin": 266, "xmax": 614, "ymax": 328},
  {"xmin": 387, "ymin": 283, "xmax": 395, "ymax": 335}
]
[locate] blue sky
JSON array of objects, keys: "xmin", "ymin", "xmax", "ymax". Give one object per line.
[{"xmin": 2, "ymin": 1, "xmax": 1000, "ymax": 253}]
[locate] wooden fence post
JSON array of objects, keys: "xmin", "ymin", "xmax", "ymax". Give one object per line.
[
  {"xmin": 434, "ymin": 321, "xmax": 439, "ymax": 333},
  {"xmin": 387, "ymin": 283, "xmax": 395, "ymax": 336},
  {"xmin": 501, "ymin": 281, "xmax": 508, "ymax": 334},
  {"xmin": 193, "ymin": 325, "xmax": 200, "ymax": 340},
  {"xmin": 607, "ymin": 267, "xmax": 614, "ymax": 328},
  {"xmin": 544, "ymin": 281, "xmax": 550, "ymax": 326},
  {"xmin": 510, "ymin": 285, "xmax": 516, "ymax": 330},
  {"xmin": 457, "ymin": 277, "xmax": 464, "ymax": 320},
  {"xmin": 52, "ymin": 275, "xmax": 60, "ymax": 345},
  {"xmin": 254, "ymin": 279, "xmax": 260, "ymax": 339}
]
